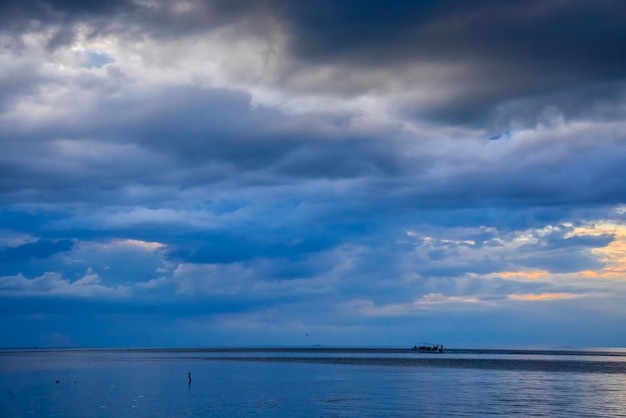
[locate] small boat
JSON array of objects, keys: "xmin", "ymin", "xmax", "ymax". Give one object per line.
[{"xmin": 411, "ymin": 342, "xmax": 444, "ymax": 353}]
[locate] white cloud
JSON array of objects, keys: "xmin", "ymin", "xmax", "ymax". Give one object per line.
[
  {"xmin": 0, "ymin": 270, "xmax": 130, "ymax": 298},
  {"xmin": 54, "ymin": 207, "xmax": 250, "ymax": 230},
  {"xmin": 135, "ymin": 276, "xmax": 169, "ymax": 289}
]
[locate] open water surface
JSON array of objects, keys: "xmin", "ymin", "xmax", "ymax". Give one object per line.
[{"xmin": 1, "ymin": 347, "xmax": 626, "ymax": 417}]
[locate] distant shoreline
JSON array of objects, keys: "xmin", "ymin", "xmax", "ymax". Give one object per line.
[{"xmin": 2, "ymin": 346, "xmax": 626, "ymax": 357}]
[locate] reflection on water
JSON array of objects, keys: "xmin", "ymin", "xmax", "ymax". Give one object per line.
[{"xmin": 1, "ymin": 348, "xmax": 626, "ymax": 417}]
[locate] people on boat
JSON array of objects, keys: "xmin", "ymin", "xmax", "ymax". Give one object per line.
[{"xmin": 412, "ymin": 343, "xmax": 443, "ymax": 352}]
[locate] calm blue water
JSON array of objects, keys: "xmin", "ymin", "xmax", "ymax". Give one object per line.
[{"xmin": 1, "ymin": 347, "xmax": 626, "ymax": 417}]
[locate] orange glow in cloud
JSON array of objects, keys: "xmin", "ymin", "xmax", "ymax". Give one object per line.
[
  {"xmin": 570, "ymin": 222, "xmax": 626, "ymax": 280},
  {"xmin": 500, "ymin": 270, "xmax": 549, "ymax": 280},
  {"xmin": 508, "ymin": 293, "xmax": 574, "ymax": 301}
]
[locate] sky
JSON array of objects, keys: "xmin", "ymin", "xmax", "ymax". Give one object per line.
[{"xmin": 1, "ymin": 0, "xmax": 626, "ymax": 349}]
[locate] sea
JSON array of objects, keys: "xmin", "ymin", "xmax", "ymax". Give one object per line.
[{"xmin": 1, "ymin": 347, "xmax": 626, "ymax": 417}]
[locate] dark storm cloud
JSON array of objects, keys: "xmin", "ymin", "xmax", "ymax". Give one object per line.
[
  {"xmin": 279, "ymin": 2, "xmax": 626, "ymax": 91},
  {"xmin": 274, "ymin": 0, "xmax": 626, "ymax": 127},
  {"xmin": 4, "ymin": 0, "xmax": 626, "ymax": 128},
  {"xmin": 7, "ymin": 0, "xmax": 626, "ymax": 75},
  {"xmin": 288, "ymin": 0, "xmax": 626, "ymax": 74},
  {"xmin": 8, "ymin": 0, "xmax": 626, "ymax": 76}
]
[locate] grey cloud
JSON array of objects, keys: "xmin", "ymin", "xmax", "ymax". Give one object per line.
[
  {"xmin": 0, "ymin": 56, "xmax": 47, "ymax": 111},
  {"xmin": 0, "ymin": 0, "xmax": 271, "ymax": 49},
  {"xmin": 0, "ymin": 0, "xmax": 128, "ymax": 28},
  {"xmin": 0, "ymin": 77, "xmax": 415, "ymax": 207},
  {"xmin": 167, "ymin": 215, "xmax": 368, "ymax": 267},
  {"xmin": 0, "ymin": 293, "xmax": 272, "ymax": 317},
  {"xmin": 523, "ymin": 252, "xmax": 603, "ymax": 275},
  {"xmin": 180, "ymin": 232, "xmax": 339, "ymax": 265},
  {"xmin": 546, "ymin": 233, "xmax": 613, "ymax": 251},
  {"xmin": 3, "ymin": 75, "xmax": 626, "ymax": 227},
  {"xmin": 0, "ymin": 239, "xmax": 74, "ymax": 263},
  {"xmin": 273, "ymin": 136, "xmax": 410, "ymax": 179},
  {"xmin": 489, "ymin": 82, "xmax": 626, "ymax": 129}
]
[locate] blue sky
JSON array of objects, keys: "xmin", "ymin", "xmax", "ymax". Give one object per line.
[{"xmin": 2, "ymin": 0, "xmax": 626, "ymax": 348}]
